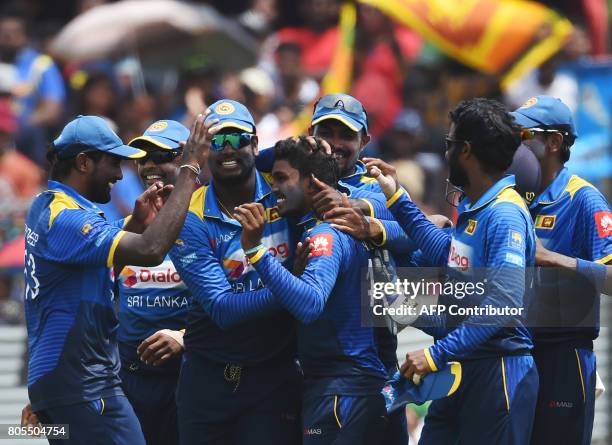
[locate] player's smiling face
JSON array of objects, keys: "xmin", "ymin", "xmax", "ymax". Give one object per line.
[
  {"xmin": 310, "ymin": 120, "xmax": 368, "ymax": 178},
  {"xmin": 137, "ymin": 149, "xmax": 181, "ymax": 187},
  {"xmin": 89, "ymin": 153, "xmax": 123, "ymax": 203},
  {"xmin": 271, "ymin": 159, "xmax": 309, "ymax": 217},
  {"xmin": 208, "ymin": 128, "xmax": 258, "ymax": 185}
]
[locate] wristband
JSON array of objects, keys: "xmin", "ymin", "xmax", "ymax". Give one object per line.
[
  {"xmin": 180, "ymin": 163, "xmax": 201, "ymax": 177},
  {"xmin": 576, "ymin": 258, "xmax": 606, "ymax": 289},
  {"xmin": 244, "ymin": 244, "xmax": 264, "ymax": 256}
]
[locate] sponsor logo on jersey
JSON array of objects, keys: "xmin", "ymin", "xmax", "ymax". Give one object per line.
[
  {"xmin": 311, "ymin": 233, "xmax": 333, "ymax": 257},
  {"xmin": 535, "ymin": 214, "xmax": 556, "ymax": 230},
  {"xmin": 595, "ymin": 211, "xmax": 612, "ymax": 238},
  {"xmin": 447, "ymin": 239, "xmax": 472, "ymax": 271},
  {"xmin": 120, "ymin": 261, "xmax": 184, "ymax": 289},
  {"xmin": 223, "ymin": 233, "xmax": 291, "ymax": 279}
]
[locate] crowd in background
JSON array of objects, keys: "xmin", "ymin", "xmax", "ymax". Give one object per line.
[{"xmin": 0, "ymin": 0, "xmax": 609, "ymax": 327}]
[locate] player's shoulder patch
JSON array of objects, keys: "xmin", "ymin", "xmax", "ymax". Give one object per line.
[
  {"xmin": 310, "ymin": 232, "xmax": 334, "ymax": 257},
  {"xmin": 594, "ymin": 211, "xmax": 612, "ymax": 238},
  {"xmin": 188, "ymin": 185, "xmax": 207, "ymax": 220},
  {"xmin": 48, "ymin": 191, "xmax": 81, "ymax": 228},
  {"xmin": 565, "ymin": 175, "xmax": 595, "ymax": 200}
]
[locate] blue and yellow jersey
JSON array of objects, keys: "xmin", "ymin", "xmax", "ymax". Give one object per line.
[
  {"xmin": 169, "ymin": 171, "xmax": 295, "ymax": 366},
  {"xmin": 116, "ymin": 255, "xmax": 191, "ymax": 371},
  {"xmin": 387, "ymin": 176, "xmax": 535, "ymax": 368},
  {"xmin": 249, "ymin": 214, "xmax": 387, "ymax": 396},
  {"xmin": 529, "ymin": 167, "xmax": 612, "ymax": 345},
  {"xmin": 340, "ymin": 160, "xmax": 382, "ymax": 193},
  {"xmin": 24, "ymin": 180, "xmax": 126, "ymax": 411}
]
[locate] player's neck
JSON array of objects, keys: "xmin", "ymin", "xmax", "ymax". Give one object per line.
[
  {"xmin": 538, "ymin": 160, "xmax": 564, "ymax": 195},
  {"xmin": 213, "ymin": 170, "xmax": 257, "ymax": 210},
  {"xmin": 464, "ymin": 171, "xmax": 504, "ymax": 205},
  {"xmin": 59, "ymin": 176, "xmax": 92, "ymax": 201}
]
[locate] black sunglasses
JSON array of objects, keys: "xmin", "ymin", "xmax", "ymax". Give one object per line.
[
  {"xmin": 137, "ymin": 150, "xmax": 182, "ymax": 165},
  {"xmin": 444, "ymin": 137, "xmax": 468, "ymax": 151}
]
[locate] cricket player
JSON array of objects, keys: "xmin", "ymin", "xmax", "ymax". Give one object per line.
[
  {"xmin": 235, "ymin": 136, "xmax": 389, "ymax": 444},
  {"xmin": 510, "ymin": 96, "xmax": 612, "ymax": 445},
  {"xmin": 115, "ymin": 120, "xmax": 192, "ymax": 445},
  {"xmin": 369, "ymin": 98, "xmax": 539, "ymax": 444},
  {"xmin": 168, "ymin": 100, "xmax": 300, "ymax": 445},
  {"xmin": 23, "ymin": 114, "xmax": 213, "ymax": 444}
]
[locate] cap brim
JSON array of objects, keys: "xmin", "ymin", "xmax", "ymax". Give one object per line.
[
  {"xmin": 128, "ymin": 135, "xmax": 180, "ymax": 150},
  {"xmin": 311, "ymin": 113, "xmax": 363, "ymax": 132},
  {"xmin": 210, "ymin": 121, "xmax": 254, "ymax": 133},
  {"xmin": 510, "ymin": 111, "xmax": 543, "ymax": 129},
  {"xmin": 106, "ymin": 144, "xmax": 147, "ymax": 159}
]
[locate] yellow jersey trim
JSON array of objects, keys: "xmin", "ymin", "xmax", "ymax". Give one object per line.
[
  {"xmin": 501, "ymin": 357, "xmax": 510, "ymax": 411},
  {"xmin": 106, "ymin": 230, "xmax": 127, "ymax": 268},
  {"xmin": 595, "ymin": 253, "xmax": 612, "ymax": 265},
  {"xmin": 575, "ymin": 349, "xmax": 586, "ymax": 403},
  {"xmin": 424, "ymin": 348, "xmax": 438, "ymax": 372},
  {"xmin": 565, "ymin": 175, "xmax": 595, "ymax": 200},
  {"xmin": 448, "ymin": 362, "xmax": 462, "ymax": 396},
  {"xmin": 48, "ymin": 192, "xmax": 81, "ymax": 228},
  {"xmin": 370, "ymin": 218, "xmax": 387, "ymax": 247},
  {"xmin": 493, "ymin": 187, "xmax": 529, "ymax": 212},
  {"xmin": 333, "ymin": 395, "xmax": 342, "ymax": 428},
  {"xmin": 359, "ymin": 198, "xmax": 375, "ymax": 217},
  {"xmin": 386, "ymin": 188, "xmax": 405, "ymax": 208},
  {"xmin": 188, "ymin": 186, "xmax": 207, "ymax": 221}
]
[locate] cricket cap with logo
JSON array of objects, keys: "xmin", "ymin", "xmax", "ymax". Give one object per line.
[
  {"xmin": 53, "ymin": 115, "xmax": 146, "ymax": 160},
  {"xmin": 128, "ymin": 120, "xmax": 190, "ymax": 151},
  {"xmin": 205, "ymin": 99, "xmax": 256, "ymax": 133},
  {"xmin": 311, "ymin": 93, "xmax": 369, "ymax": 133},
  {"xmin": 511, "ymin": 95, "xmax": 577, "ymax": 139}
]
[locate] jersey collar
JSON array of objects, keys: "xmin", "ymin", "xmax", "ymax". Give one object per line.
[
  {"xmin": 203, "ymin": 170, "xmax": 272, "ymax": 220},
  {"xmin": 529, "ymin": 167, "xmax": 571, "ymax": 208},
  {"xmin": 47, "ymin": 180, "xmax": 103, "ymax": 214},
  {"xmin": 340, "ymin": 160, "xmax": 368, "ymax": 187},
  {"xmin": 297, "ymin": 212, "xmax": 321, "ymax": 232},
  {"xmin": 458, "ymin": 175, "xmax": 516, "ymax": 215}
]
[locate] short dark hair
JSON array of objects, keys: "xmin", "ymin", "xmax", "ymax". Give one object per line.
[
  {"xmin": 46, "ymin": 144, "xmax": 103, "ymax": 180},
  {"xmin": 449, "ymin": 98, "xmax": 521, "ymax": 173},
  {"xmin": 273, "ymin": 136, "xmax": 339, "ymax": 187}
]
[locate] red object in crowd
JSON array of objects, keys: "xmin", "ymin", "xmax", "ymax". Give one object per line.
[
  {"xmin": 0, "ymin": 235, "xmax": 25, "ymax": 269},
  {"xmin": 0, "ymin": 99, "xmax": 17, "ymax": 135},
  {"xmin": 582, "ymin": 0, "xmax": 609, "ymax": 55}
]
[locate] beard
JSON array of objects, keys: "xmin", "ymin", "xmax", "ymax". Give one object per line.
[{"xmin": 448, "ymin": 148, "xmax": 469, "ymax": 188}]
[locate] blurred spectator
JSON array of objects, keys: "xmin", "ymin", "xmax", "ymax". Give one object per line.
[
  {"xmin": 272, "ymin": 42, "xmax": 319, "ymax": 113},
  {"xmin": 72, "ymin": 71, "xmax": 119, "ymax": 126},
  {"xmin": 0, "ymin": 99, "xmax": 42, "ymax": 200},
  {"xmin": 239, "ymin": 0, "xmax": 278, "ymax": 39},
  {"xmin": 0, "ymin": 6, "xmax": 66, "ymax": 166}
]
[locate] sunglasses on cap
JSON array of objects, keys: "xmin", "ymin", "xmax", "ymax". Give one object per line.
[
  {"xmin": 314, "ymin": 95, "xmax": 368, "ymax": 118},
  {"xmin": 137, "ymin": 150, "xmax": 182, "ymax": 165},
  {"xmin": 210, "ymin": 133, "xmax": 254, "ymax": 151},
  {"xmin": 520, "ymin": 127, "xmax": 567, "ymax": 141}
]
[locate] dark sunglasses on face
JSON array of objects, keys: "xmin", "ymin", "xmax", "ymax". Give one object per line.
[
  {"xmin": 137, "ymin": 150, "xmax": 182, "ymax": 165},
  {"xmin": 210, "ymin": 133, "xmax": 254, "ymax": 151}
]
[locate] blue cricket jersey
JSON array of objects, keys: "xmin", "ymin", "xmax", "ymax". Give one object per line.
[
  {"xmin": 249, "ymin": 214, "xmax": 388, "ymax": 396},
  {"xmin": 24, "ymin": 180, "xmax": 126, "ymax": 411},
  {"xmin": 529, "ymin": 168, "xmax": 612, "ymax": 346},
  {"xmin": 116, "ymin": 255, "xmax": 191, "ymax": 372},
  {"xmin": 169, "ymin": 171, "xmax": 296, "ymax": 366},
  {"xmin": 386, "ymin": 176, "xmax": 535, "ymax": 369}
]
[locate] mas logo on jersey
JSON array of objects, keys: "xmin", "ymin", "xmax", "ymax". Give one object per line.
[
  {"xmin": 311, "ymin": 234, "xmax": 333, "ymax": 257},
  {"xmin": 595, "ymin": 211, "xmax": 612, "ymax": 238},
  {"xmin": 535, "ymin": 215, "xmax": 556, "ymax": 230},
  {"xmin": 465, "ymin": 219, "xmax": 477, "ymax": 235}
]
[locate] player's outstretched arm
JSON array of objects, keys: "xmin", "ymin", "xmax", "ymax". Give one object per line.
[{"xmin": 113, "ymin": 113, "xmax": 216, "ymax": 267}]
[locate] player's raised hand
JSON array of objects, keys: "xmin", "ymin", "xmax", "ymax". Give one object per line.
[
  {"xmin": 137, "ymin": 329, "xmax": 184, "ymax": 366},
  {"xmin": 400, "ymin": 349, "xmax": 434, "ymax": 381},
  {"xmin": 129, "ymin": 181, "xmax": 174, "ymax": 231},
  {"xmin": 363, "ymin": 157, "xmax": 399, "ymax": 199},
  {"xmin": 182, "ymin": 109, "xmax": 218, "ymax": 169},
  {"xmin": 293, "ymin": 237, "xmax": 312, "ymax": 276},
  {"xmin": 311, "ymin": 174, "xmax": 344, "ymax": 215},
  {"xmin": 234, "ymin": 203, "xmax": 266, "ymax": 251}
]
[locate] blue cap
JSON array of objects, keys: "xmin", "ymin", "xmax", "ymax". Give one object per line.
[
  {"xmin": 205, "ymin": 99, "xmax": 255, "ymax": 133},
  {"xmin": 311, "ymin": 93, "xmax": 369, "ymax": 133},
  {"xmin": 128, "ymin": 120, "xmax": 190, "ymax": 151},
  {"xmin": 511, "ymin": 95, "xmax": 577, "ymax": 138},
  {"xmin": 53, "ymin": 115, "xmax": 146, "ymax": 159}
]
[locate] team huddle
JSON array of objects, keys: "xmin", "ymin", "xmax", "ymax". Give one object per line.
[{"xmin": 21, "ymin": 93, "xmax": 612, "ymax": 445}]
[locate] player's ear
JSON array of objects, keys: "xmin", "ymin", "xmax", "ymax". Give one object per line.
[
  {"xmin": 74, "ymin": 152, "xmax": 92, "ymax": 174},
  {"xmin": 359, "ymin": 131, "xmax": 371, "ymax": 150},
  {"xmin": 546, "ymin": 133, "xmax": 563, "ymax": 154}
]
